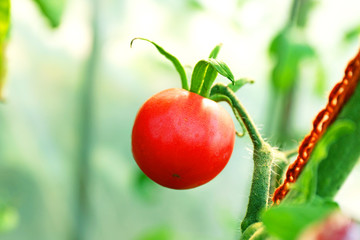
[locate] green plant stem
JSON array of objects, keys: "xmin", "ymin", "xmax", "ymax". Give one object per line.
[
  {"xmin": 265, "ymin": 0, "xmax": 301, "ymax": 144},
  {"xmin": 74, "ymin": 0, "xmax": 100, "ymax": 239},
  {"xmin": 208, "ymin": 93, "xmax": 246, "ymax": 137},
  {"xmin": 210, "ymin": 84, "xmax": 263, "ymax": 149},
  {"xmin": 277, "ymin": 84, "xmax": 296, "ymax": 145},
  {"xmin": 288, "ymin": 0, "xmax": 300, "ymax": 26},
  {"xmin": 241, "ymin": 143, "xmax": 273, "ymax": 232},
  {"xmin": 266, "ymin": 0, "xmax": 313, "ymax": 146},
  {"xmin": 264, "ymin": 90, "xmax": 280, "ymax": 143},
  {"xmin": 210, "ymin": 84, "xmax": 274, "ymax": 232}
]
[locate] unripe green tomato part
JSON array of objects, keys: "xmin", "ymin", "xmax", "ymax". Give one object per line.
[{"xmin": 132, "ymin": 88, "xmax": 236, "ymax": 189}]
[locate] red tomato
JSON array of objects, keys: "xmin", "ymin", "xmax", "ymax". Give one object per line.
[{"xmin": 132, "ymin": 88, "xmax": 235, "ymax": 189}]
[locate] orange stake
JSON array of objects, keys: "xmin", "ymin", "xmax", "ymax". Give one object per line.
[{"xmin": 273, "ymin": 49, "xmax": 360, "ymax": 204}]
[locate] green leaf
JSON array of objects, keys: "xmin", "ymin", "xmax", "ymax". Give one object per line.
[
  {"xmin": 314, "ymin": 61, "xmax": 326, "ymax": 97},
  {"xmin": 0, "ymin": 0, "xmax": 10, "ymax": 43},
  {"xmin": 283, "ymin": 120, "xmax": 355, "ymax": 204},
  {"xmin": 131, "ymin": 38, "xmax": 189, "ymax": 90},
  {"xmin": 262, "ymin": 202, "xmax": 337, "ymax": 240},
  {"xmin": 133, "ymin": 170, "xmax": 156, "ymax": 202},
  {"xmin": 315, "ymin": 81, "xmax": 360, "ymax": 198},
  {"xmin": 190, "ymin": 60, "xmax": 209, "ymax": 94},
  {"xmin": 293, "ymin": 42, "xmax": 316, "ymax": 59},
  {"xmin": 296, "ymin": 0, "xmax": 317, "ymax": 28},
  {"xmin": 136, "ymin": 226, "xmax": 174, "ymax": 240},
  {"xmin": 0, "ymin": 204, "xmax": 18, "ymax": 233},
  {"xmin": 0, "ymin": 0, "xmax": 10, "ymax": 101},
  {"xmin": 269, "ymin": 28, "xmax": 316, "ymax": 93},
  {"xmin": 190, "ymin": 58, "xmax": 234, "ymax": 97},
  {"xmin": 207, "ymin": 58, "xmax": 235, "ymax": 83},
  {"xmin": 269, "ymin": 28, "xmax": 288, "ymax": 55},
  {"xmin": 227, "ymin": 78, "xmax": 254, "ymax": 93},
  {"xmin": 344, "ymin": 24, "xmax": 360, "ymax": 42},
  {"xmin": 186, "ymin": 0, "xmax": 204, "ymax": 10},
  {"xmin": 208, "ymin": 43, "xmax": 222, "ymax": 59},
  {"xmin": 269, "ymin": 30, "xmax": 298, "ymax": 92},
  {"xmin": 31, "ymin": 0, "xmax": 66, "ymax": 28},
  {"xmin": 0, "ymin": 45, "xmax": 5, "ymax": 102}
]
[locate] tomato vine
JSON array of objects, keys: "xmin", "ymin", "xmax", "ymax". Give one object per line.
[
  {"xmin": 131, "ymin": 38, "xmax": 360, "ymax": 240},
  {"xmin": 131, "ymin": 37, "xmax": 280, "ymax": 234}
]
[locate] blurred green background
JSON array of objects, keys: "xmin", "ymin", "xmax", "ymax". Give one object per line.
[{"xmin": 1, "ymin": 0, "xmax": 360, "ymax": 239}]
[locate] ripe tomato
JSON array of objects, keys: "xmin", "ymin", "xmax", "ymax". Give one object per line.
[{"xmin": 132, "ymin": 88, "xmax": 235, "ymax": 189}]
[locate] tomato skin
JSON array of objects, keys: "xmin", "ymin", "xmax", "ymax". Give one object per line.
[{"xmin": 132, "ymin": 88, "xmax": 235, "ymax": 189}]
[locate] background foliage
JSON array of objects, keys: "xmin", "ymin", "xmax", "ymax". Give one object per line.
[{"xmin": 0, "ymin": 0, "xmax": 360, "ymax": 239}]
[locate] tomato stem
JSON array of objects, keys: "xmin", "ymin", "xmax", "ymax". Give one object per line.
[
  {"xmin": 241, "ymin": 143, "xmax": 274, "ymax": 232},
  {"xmin": 210, "ymin": 83, "xmax": 263, "ymax": 149},
  {"xmin": 75, "ymin": 0, "xmax": 99, "ymax": 239},
  {"xmin": 210, "ymin": 83, "xmax": 277, "ymax": 232}
]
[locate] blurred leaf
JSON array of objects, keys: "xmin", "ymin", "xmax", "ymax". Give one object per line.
[
  {"xmin": 31, "ymin": 0, "xmax": 66, "ymax": 28},
  {"xmin": 344, "ymin": 24, "xmax": 360, "ymax": 42},
  {"xmin": 314, "ymin": 61, "xmax": 326, "ymax": 96},
  {"xmin": 269, "ymin": 30, "xmax": 297, "ymax": 92},
  {"xmin": 0, "ymin": 167, "xmax": 51, "ymax": 237},
  {"xmin": 0, "ymin": 0, "xmax": 10, "ymax": 42},
  {"xmin": 269, "ymin": 28, "xmax": 316, "ymax": 93},
  {"xmin": 0, "ymin": 204, "xmax": 18, "ymax": 233},
  {"xmin": 0, "ymin": 44, "xmax": 6, "ymax": 101},
  {"xmin": 236, "ymin": 0, "xmax": 247, "ymax": 8},
  {"xmin": 293, "ymin": 42, "xmax": 316, "ymax": 58},
  {"xmin": 133, "ymin": 170, "xmax": 156, "ymax": 202},
  {"xmin": 0, "ymin": 0, "xmax": 9, "ymax": 101},
  {"xmin": 136, "ymin": 226, "xmax": 174, "ymax": 240},
  {"xmin": 262, "ymin": 201, "xmax": 337, "ymax": 240},
  {"xmin": 269, "ymin": 28, "xmax": 288, "ymax": 55},
  {"xmin": 296, "ymin": 0, "xmax": 317, "ymax": 28},
  {"xmin": 131, "ymin": 38, "xmax": 189, "ymax": 90},
  {"xmin": 186, "ymin": 0, "xmax": 204, "ymax": 10}
]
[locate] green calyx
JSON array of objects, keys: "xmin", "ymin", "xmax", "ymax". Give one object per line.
[
  {"xmin": 130, "ymin": 38, "xmax": 242, "ymax": 98},
  {"xmin": 130, "ymin": 38, "xmax": 256, "ymax": 137},
  {"xmin": 130, "ymin": 37, "xmax": 258, "ymax": 138},
  {"xmin": 190, "ymin": 58, "xmax": 235, "ymax": 97}
]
